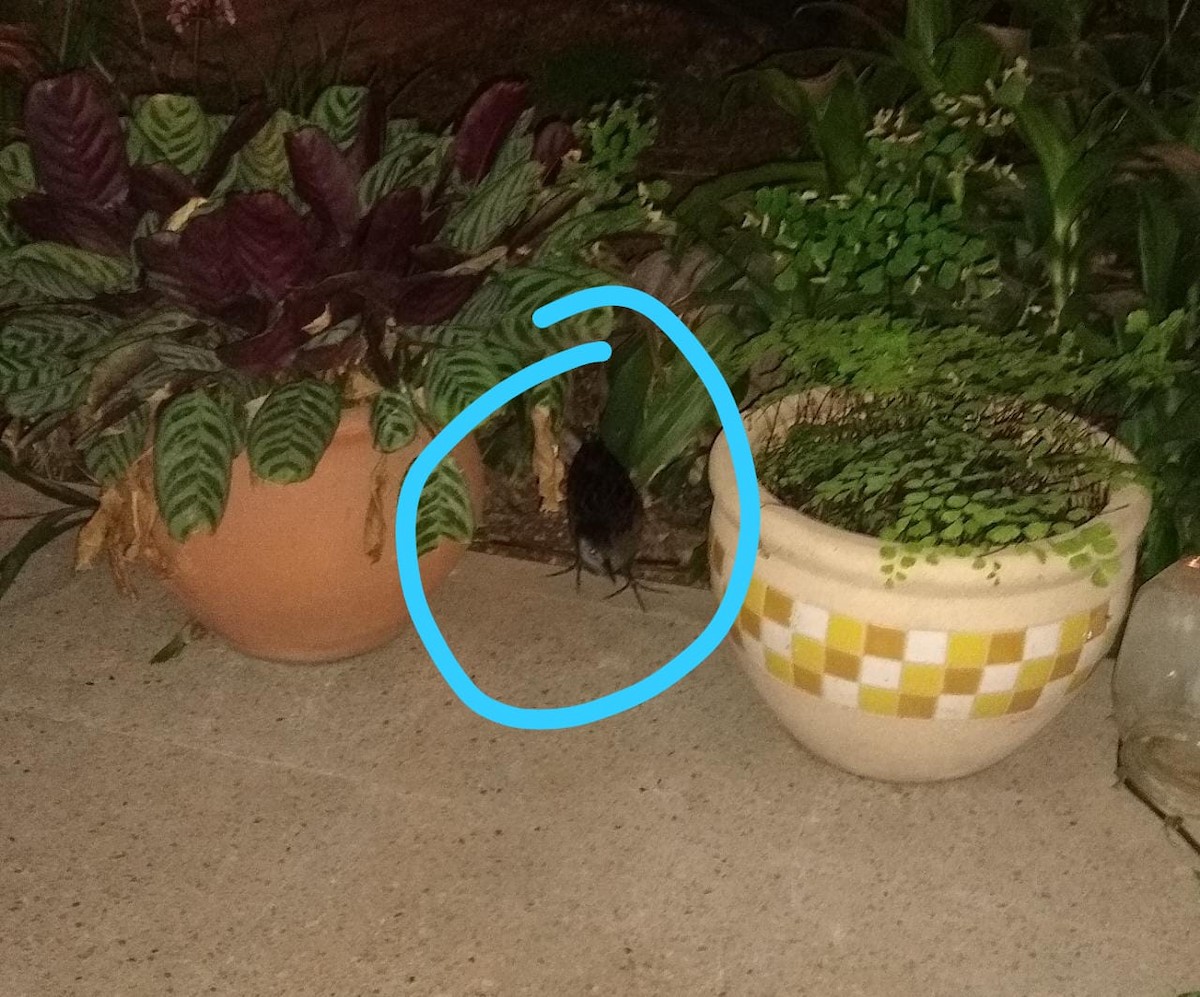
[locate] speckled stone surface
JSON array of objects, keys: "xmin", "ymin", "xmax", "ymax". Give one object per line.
[{"xmin": 1, "ymin": 526, "xmax": 1198, "ymax": 996}]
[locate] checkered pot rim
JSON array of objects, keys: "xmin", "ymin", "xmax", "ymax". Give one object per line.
[{"xmin": 710, "ymin": 537, "xmax": 1110, "ymax": 721}]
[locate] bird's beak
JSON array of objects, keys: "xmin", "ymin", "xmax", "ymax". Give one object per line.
[{"xmin": 603, "ymin": 558, "xmax": 616, "ymax": 584}]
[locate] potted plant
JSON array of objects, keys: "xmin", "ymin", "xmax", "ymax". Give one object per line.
[
  {"xmin": 695, "ymin": 52, "xmax": 1192, "ymax": 780},
  {"xmin": 707, "ymin": 312, "xmax": 1175, "ymax": 781},
  {"xmin": 0, "ymin": 70, "xmax": 664, "ymax": 661}
]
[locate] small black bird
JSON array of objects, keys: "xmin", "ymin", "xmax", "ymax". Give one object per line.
[{"xmin": 555, "ymin": 431, "xmax": 662, "ymax": 610}]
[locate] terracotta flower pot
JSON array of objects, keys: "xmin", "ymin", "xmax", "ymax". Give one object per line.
[
  {"xmin": 708, "ymin": 394, "xmax": 1151, "ymax": 783},
  {"xmin": 152, "ymin": 405, "xmax": 486, "ymax": 663}
]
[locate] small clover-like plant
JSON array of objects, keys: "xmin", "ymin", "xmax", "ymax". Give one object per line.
[{"xmin": 754, "ymin": 310, "xmax": 1179, "ymax": 587}]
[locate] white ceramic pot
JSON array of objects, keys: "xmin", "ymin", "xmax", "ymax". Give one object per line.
[{"xmin": 708, "ymin": 394, "xmax": 1152, "ymax": 782}]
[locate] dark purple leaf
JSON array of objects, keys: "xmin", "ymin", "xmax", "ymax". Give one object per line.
[
  {"xmin": 355, "ymin": 187, "xmax": 421, "ymax": 273},
  {"xmin": 410, "ymin": 243, "xmax": 468, "ymax": 272},
  {"xmin": 345, "ymin": 86, "xmax": 387, "ymax": 178},
  {"xmin": 533, "ymin": 120, "xmax": 577, "ymax": 183},
  {"xmin": 215, "ymin": 296, "xmax": 272, "ymax": 334},
  {"xmin": 193, "ymin": 97, "xmax": 273, "ymax": 196},
  {"xmin": 224, "ymin": 192, "xmax": 316, "ymax": 300},
  {"xmin": 390, "ymin": 272, "xmax": 487, "ymax": 325},
  {"xmin": 137, "ymin": 211, "xmax": 248, "ymax": 313},
  {"xmin": 0, "ymin": 22, "xmax": 47, "ymax": 83},
  {"xmin": 421, "ymin": 204, "xmax": 449, "ymax": 244},
  {"xmin": 129, "ymin": 162, "xmax": 200, "ymax": 217},
  {"xmin": 23, "ymin": 70, "xmax": 131, "ymax": 209},
  {"xmin": 285, "ymin": 126, "xmax": 361, "ymax": 245},
  {"xmin": 215, "ymin": 296, "xmax": 324, "ymax": 373},
  {"xmin": 453, "ymin": 80, "xmax": 529, "ymax": 183},
  {"xmin": 9, "ymin": 193, "xmax": 135, "ymax": 255}
]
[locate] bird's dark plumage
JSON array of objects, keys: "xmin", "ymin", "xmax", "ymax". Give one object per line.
[{"xmin": 557, "ymin": 431, "xmax": 660, "ymax": 609}]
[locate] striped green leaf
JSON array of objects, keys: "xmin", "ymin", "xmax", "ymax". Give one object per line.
[
  {"xmin": 411, "ymin": 280, "xmax": 509, "ymax": 347},
  {"xmin": 310, "ymin": 86, "xmax": 367, "ymax": 147},
  {"xmin": 102, "ymin": 308, "xmax": 200, "ymax": 354},
  {"xmin": 528, "ymin": 373, "xmax": 567, "ymax": 416},
  {"xmin": 0, "ymin": 308, "xmax": 111, "ymax": 360},
  {"xmin": 422, "ymin": 343, "xmax": 511, "ymax": 428},
  {"xmin": 85, "ymin": 407, "xmax": 150, "ymax": 485},
  {"xmin": 444, "ymin": 160, "xmax": 540, "ymax": 254},
  {"xmin": 2, "ymin": 364, "xmax": 87, "ymax": 417},
  {"xmin": 0, "ymin": 243, "xmax": 135, "ymax": 300},
  {"xmin": 493, "ymin": 264, "xmax": 613, "ymax": 354},
  {"xmin": 0, "ymin": 142, "xmax": 36, "ymax": 212},
  {"xmin": 489, "ymin": 108, "xmax": 535, "ymax": 176},
  {"xmin": 154, "ymin": 390, "xmax": 238, "ymax": 541},
  {"xmin": 384, "ymin": 119, "xmax": 421, "ymax": 153},
  {"xmin": 359, "ymin": 135, "xmax": 450, "ymax": 209},
  {"xmin": 415, "ymin": 458, "xmax": 475, "ymax": 557},
  {"xmin": 127, "ymin": 94, "xmax": 216, "ymax": 175},
  {"xmin": 246, "ymin": 379, "xmax": 340, "ymax": 484},
  {"xmin": 0, "ymin": 350, "xmax": 71, "ymax": 394},
  {"xmin": 371, "ymin": 385, "xmax": 418, "ymax": 452},
  {"xmin": 536, "ymin": 202, "xmax": 649, "ymax": 261},
  {"xmin": 235, "ymin": 110, "xmax": 303, "ymax": 193},
  {"xmin": 153, "ymin": 340, "xmax": 225, "ymax": 373}
]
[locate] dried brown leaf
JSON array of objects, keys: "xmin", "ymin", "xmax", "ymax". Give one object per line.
[
  {"xmin": 531, "ymin": 405, "xmax": 564, "ymax": 514},
  {"xmin": 344, "ymin": 368, "xmax": 383, "ymax": 404},
  {"xmin": 363, "ymin": 453, "xmax": 391, "ymax": 562},
  {"xmin": 75, "ymin": 486, "xmax": 123, "ymax": 571}
]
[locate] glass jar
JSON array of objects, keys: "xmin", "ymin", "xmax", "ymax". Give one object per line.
[{"xmin": 1112, "ymin": 555, "xmax": 1200, "ymax": 818}]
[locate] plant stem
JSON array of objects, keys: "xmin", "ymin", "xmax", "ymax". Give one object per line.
[{"xmin": 59, "ymin": 0, "xmax": 78, "ymax": 67}]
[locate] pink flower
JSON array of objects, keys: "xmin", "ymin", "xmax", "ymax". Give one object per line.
[{"xmin": 166, "ymin": 0, "xmax": 237, "ymax": 35}]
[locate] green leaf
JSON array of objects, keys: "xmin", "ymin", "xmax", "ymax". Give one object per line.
[
  {"xmin": 359, "ymin": 134, "xmax": 450, "ymax": 209},
  {"xmin": 813, "ymin": 74, "xmax": 868, "ymax": 189},
  {"xmin": 152, "ymin": 340, "xmax": 225, "ymax": 373},
  {"xmin": 150, "ymin": 620, "xmax": 207, "ymax": 664},
  {"xmin": 1137, "ymin": 187, "xmax": 1181, "ymax": 319},
  {"xmin": 153, "ymin": 390, "xmax": 238, "ymax": 541},
  {"xmin": 0, "ymin": 142, "xmax": 36, "ymax": 212},
  {"xmin": 415, "ymin": 458, "xmax": 475, "ymax": 557},
  {"xmin": 371, "ymin": 385, "xmax": 418, "ymax": 452},
  {"xmin": 536, "ymin": 202, "xmax": 650, "ymax": 260},
  {"xmin": 309, "ymin": 85, "xmax": 367, "ymax": 147},
  {"xmin": 939, "ymin": 26, "xmax": 1003, "ymax": 95},
  {"xmin": 246, "ymin": 379, "xmax": 341, "ymax": 484},
  {"xmin": 0, "ymin": 243, "xmax": 135, "ymax": 300},
  {"xmin": 0, "ymin": 308, "xmax": 111, "ymax": 359},
  {"xmin": 493, "ymin": 264, "xmax": 613, "ymax": 354},
  {"xmin": 905, "ymin": 0, "xmax": 953, "ymax": 61},
  {"xmin": 84, "ymin": 407, "xmax": 150, "ymax": 485},
  {"xmin": 3, "ymin": 367, "xmax": 88, "ymax": 417},
  {"xmin": 0, "ymin": 508, "xmax": 92, "ymax": 605},
  {"xmin": 490, "ymin": 108, "xmax": 535, "ymax": 175},
  {"xmin": 444, "ymin": 161, "xmax": 540, "ymax": 254},
  {"xmin": 624, "ymin": 313, "xmax": 746, "ymax": 486},
  {"xmin": 235, "ymin": 110, "xmax": 302, "ymax": 193},
  {"xmin": 422, "ymin": 343, "xmax": 509, "ymax": 427},
  {"xmin": 412, "ymin": 280, "xmax": 510, "ymax": 347},
  {"xmin": 127, "ymin": 94, "xmax": 216, "ymax": 175}
]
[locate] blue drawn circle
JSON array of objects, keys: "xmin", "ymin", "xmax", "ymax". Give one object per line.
[{"xmin": 394, "ymin": 285, "xmax": 760, "ymax": 730}]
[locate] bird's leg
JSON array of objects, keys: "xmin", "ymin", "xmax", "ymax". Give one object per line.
[
  {"xmin": 547, "ymin": 538, "xmax": 583, "ymax": 588},
  {"xmin": 603, "ymin": 570, "xmax": 667, "ymax": 612}
]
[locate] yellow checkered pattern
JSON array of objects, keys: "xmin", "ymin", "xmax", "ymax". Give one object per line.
[{"xmin": 709, "ymin": 538, "xmax": 1109, "ymax": 720}]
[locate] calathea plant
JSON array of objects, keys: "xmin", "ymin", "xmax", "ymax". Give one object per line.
[
  {"xmin": 0, "ymin": 68, "xmax": 279, "ymax": 302},
  {"xmin": 0, "ymin": 74, "xmax": 664, "ymax": 600}
]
